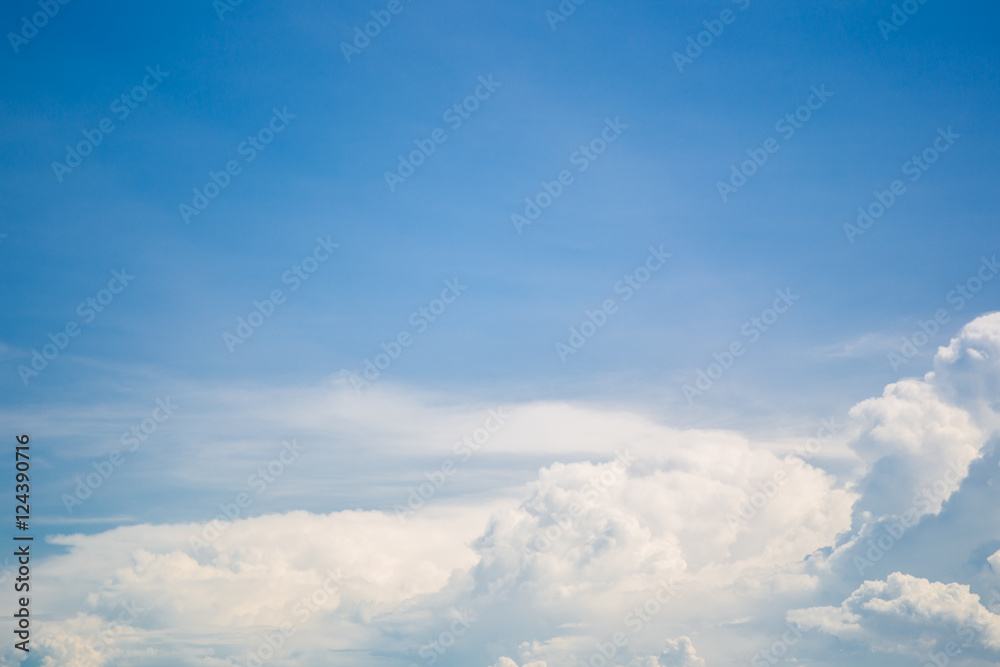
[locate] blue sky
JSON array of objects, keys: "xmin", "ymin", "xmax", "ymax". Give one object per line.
[
  {"xmin": 3, "ymin": 0, "xmax": 998, "ymax": 417},
  {"xmin": 2, "ymin": 1, "xmax": 1000, "ymax": 666}
]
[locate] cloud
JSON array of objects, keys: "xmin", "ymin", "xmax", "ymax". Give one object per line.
[
  {"xmin": 19, "ymin": 312, "xmax": 1000, "ymax": 666},
  {"xmin": 650, "ymin": 636, "xmax": 706, "ymax": 666},
  {"xmin": 36, "ymin": 612, "xmax": 143, "ymax": 667},
  {"xmin": 33, "ymin": 506, "xmax": 492, "ymax": 667},
  {"xmin": 933, "ymin": 312, "xmax": 1000, "ymax": 429},
  {"xmin": 29, "ymin": 425, "xmax": 853, "ymax": 666},
  {"xmin": 815, "ymin": 313, "xmax": 1000, "ymax": 585},
  {"xmin": 789, "ymin": 572, "xmax": 1000, "ymax": 657},
  {"xmin": 492, "ymin": 636, "xmax": 706, "ymax": 667},
  {"xmin": 848, "ymin": 377, "xmax": 983, "ymax": 520},
  {"xmin": 813, "ymin": 331, "xmax": 901, "ymax": 359}
]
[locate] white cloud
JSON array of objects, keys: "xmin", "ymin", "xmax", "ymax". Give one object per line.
[
  {"xmin": 789, "ymin": 572, "xmax": 1000, "ymax": 656},
  {"xmin": 18, "ymin": 312, "xmax": 1000, "ymax": 666},
  {"xmin": 492, "ymin": 636, "xmax": 706, "ymax": 667},
  {"xmin": 848, "ymin": 377, "xmax": 983, "ymax": 519},
  {"xmin": 933, "ymin": 312, "xmax": 1000, "ymax": 429},
  {"xmin": 990, "ymin": 550, "xmax": 1000, "ymax": 576},
  {"xmin": 651, "ymin": 636, "xmax": 706, "ymax": 666},
  {"xmin": 29, "ymin": 426, "xmax": 853, "ymax": 666},
  {"xmin": 835, "ymin": 312, "xmax": 1000, "ymax": 542},
  {"xmin": 33, "ymin": 506, "xmax": 492, "ymax": 667}
]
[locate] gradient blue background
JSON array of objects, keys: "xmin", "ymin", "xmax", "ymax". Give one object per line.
[{"xmin": 1, "ymin": 0, "xmax": 999, "ymax": 539}]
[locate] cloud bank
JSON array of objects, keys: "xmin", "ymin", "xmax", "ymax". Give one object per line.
[{"xmin": 16, "ymin": 313, "xmax": 1000, "ymax": 666}]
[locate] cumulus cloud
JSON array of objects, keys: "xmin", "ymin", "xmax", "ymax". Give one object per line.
[
  {"xmin": 645, "ymin": 636, "xmax": 706, "ymax": 666},
  {"xmin": 848, "ymin": 378, "xmax": 983, "ymax": 520},
  {"xmin": 990, "ymin": 550, "xmax": 1000, "ymax": 576},
  {"xmin": 469, "ymin": 446, "xmax": 851, "ymax": 613},
  {"xmin": 30, "ymin": 429, "xmax": 852, "ymax": 666},
  {"xmin": 789, "ymin": 572, "xmax": 1000, "ymax": 656},
  {"xmin": 18, "ymin": 312, "xmax": 1000, "ymax": 666},
  {"xmin": 811, "ymin": 313, "xmax": 1000, "ymax": 586},
  {"xmin": 32, "ymin": 507, "xmax": 491, "ymax": 667},
  {"xmin": 933, "ymin": 312, "xmax": 1000, "ymax": 427},
  {"xmin": 36, "ymin": 611, "xmax": 145, "ymax": 667},
  {"xmin": 490, "ymin": 659, "xmax": 547, "ymax": 667},
  {"xmin": 492, "ymin": 636, "xmax": 706, "ymax": 667}
]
